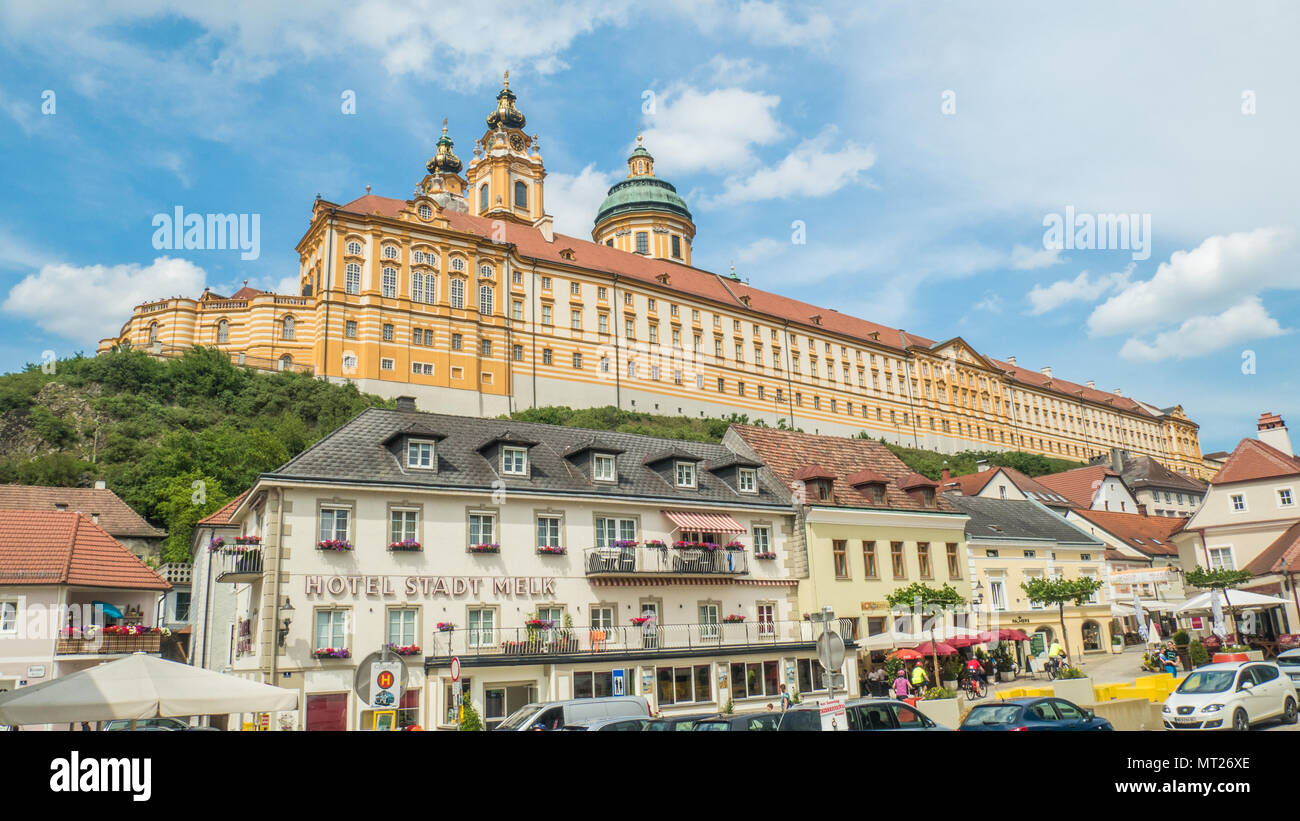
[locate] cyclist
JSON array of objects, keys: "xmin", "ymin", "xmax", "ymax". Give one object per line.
[
  {"xmin": 1047, "ymin": 639, "xmax": 1066, "ymax": 678},
  {"xmin": 961, "ymin": 656, "xmax": 985, "ymax": 697}
]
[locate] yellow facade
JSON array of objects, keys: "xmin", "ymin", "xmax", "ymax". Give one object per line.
[{"xmin": 97, "ymin": 77, "xmax": 1206, "ymax": 479}]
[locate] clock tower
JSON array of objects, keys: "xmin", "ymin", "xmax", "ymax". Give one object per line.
[{"xmin": 465, "ymin": 72, "xmax": 547, "ymax": 225}]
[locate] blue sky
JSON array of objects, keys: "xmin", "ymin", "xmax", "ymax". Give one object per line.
[{"xmin": 1, "ymin": 1, "xmax": 1297, "ymax": 453}]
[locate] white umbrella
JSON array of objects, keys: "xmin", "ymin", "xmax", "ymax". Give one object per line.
[
  {"xmin": 0, "ymin": 654, "xmax": 298, "ymax": 725},
  {"xmin": 1175, "ymin": 589, "xmax": 1287, "ymax": 614}
]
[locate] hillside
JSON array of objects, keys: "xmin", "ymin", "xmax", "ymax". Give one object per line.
[{"xmin": 0, "ymin": 347, "xmax": 390, "ymax": 561}]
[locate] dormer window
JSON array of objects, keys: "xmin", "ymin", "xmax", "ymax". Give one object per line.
[
  {"xmin": 407, "ymin": 439, "xmax": 436, "ymax": 469},
  {"xmin": 502, "ymin": 446, "xmax": 528, "ymax": 475},
  {"xmin": 593, "ymin": 453, "xmax": 616, "ymax": 482},
  {"xmin": 675, "ymin": 461, "xmax": 697, "ymax": 488},
  {"xmin": 738, "ymin": 468, "xmax": 757, "ymax": 493},
  {"xmin": 816, "ymin": 480, "xmax": 831, "ymax": 501}
]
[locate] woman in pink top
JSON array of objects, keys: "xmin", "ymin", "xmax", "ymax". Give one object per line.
[{"xmin": 893, "ymin": 669, "xmax": 909, "ymax": 699}]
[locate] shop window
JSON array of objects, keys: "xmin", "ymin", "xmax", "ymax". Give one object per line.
[
  {"xmin": 731, "ymin": 660, "xmax": 780, "ymax": 699},
  {"xmin": 656, "ymin": 664, "xmax": 712, "ymax": 705}
]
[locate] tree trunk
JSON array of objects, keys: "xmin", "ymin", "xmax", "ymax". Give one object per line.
[
  {"xmin": 931, "ymin": 622, "xmax": 940, "ymax": 687},
  {"xmin": 1058, "ymin": 603, "xmax": 1072, "ymax": 664}
]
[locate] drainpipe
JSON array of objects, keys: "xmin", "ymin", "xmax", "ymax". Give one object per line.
[
  {"xmin": 200, "ymin": 525, "xmax": 215, "ymax": 669},
  {"xmin": 529, "ymin": 260, "xmax": 539, "ymax": 409},
  {"xmin": 611, "ymin": 273, "xmax": 622, "ymax": 410},
  {"xmin": 268, "ymin": 487, "xmax": 285, "ymax": 685}
]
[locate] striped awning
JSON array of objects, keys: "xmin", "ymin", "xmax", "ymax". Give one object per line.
[{"xmin": 662, "ymin": 510, "xmax": 746, "ymax": 534}]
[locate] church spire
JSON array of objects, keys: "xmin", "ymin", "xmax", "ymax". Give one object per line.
[
  {"xmin": 486, "ymin": 70, "xmax": 526, "ymax": 130},
  {"xmin": 427, "ymin": 118, "xmax": 463, "ymax": 175}
]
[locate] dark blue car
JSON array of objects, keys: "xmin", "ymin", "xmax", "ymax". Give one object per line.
[{"xmin": 959, "ymin": 697, "xmax": 1113, "ymax": 731}]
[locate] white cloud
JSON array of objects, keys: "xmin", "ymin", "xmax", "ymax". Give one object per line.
[
  {"xmin": 1118, "ymin": 297, "xmax": 1287, "ymax": 362},
  {"xmin": 1026, "ymin": 265, "xmax": 1132, "ymax": 315},
  {"xmin": 1010, "ymin": 244, "xmax": 1063, "ymax": 270},
  {"xmin": 973, "ymin": 293, "xmax": 1003, "ymax": 313},
  {"xmin": 704, "ymin": 55, "xmax": 767, "ymax": 86},
  {"xmin": 542, "ymin": 164, "xmax": 618, "ymax": 238},
  {"xmin": 641, "ymin": 86, "xmax": 784, "ymax": 174},
  {"xmin": 0, "ymin": 227, "xmax": 48, "ymax": 272},
  {"xmin": 274, "ymin": 275, "xmax": 300, "ymax": 295},
  {"xmin": 1087, "ymin": 227, "xmax": 1295, "ymax": 336},
  {"xmin": 678, "ymin": 1, "xmax": 834, "ymax": 48},
  {"xmin": 699, "ymin": 128, "xmax": 875, "ymax": 208},
  {"xmin": 2, "ymin": 257, "xmax": 207, "ymax": 345}
]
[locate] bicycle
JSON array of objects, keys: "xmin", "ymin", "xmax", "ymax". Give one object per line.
[{"xmin": 959, "ymin": 671, "xmax": 985, "ymax": 699}]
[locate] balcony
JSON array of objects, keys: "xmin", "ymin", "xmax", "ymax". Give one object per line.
[
  {"xmin": 215, "ymin": 547, "xmax": 264, "ymax": 583},
  {"xmin": 56, "ymin": 630, "xmax": 163, "ymax": 656},
  {"xmin": 426, "ymin": 619, "xmax": 830, "ymax": 662},
  {"xmin": 583, "ymin": 545, "xmax": 749, "ymax": 576}
]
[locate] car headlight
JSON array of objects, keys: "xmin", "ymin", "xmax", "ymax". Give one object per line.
[
  {"xmin": 1162, "ymin": 705, "xmax": 1172, "ymax": 713},
  {"xmin": 1201, "ymin": 704, "xmax": 1223, "ymax": 713}
]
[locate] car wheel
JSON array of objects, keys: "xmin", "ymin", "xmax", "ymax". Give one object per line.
[
  {"xmin": 1283, "ymin": 698, "xmax": 1298, "ymax": 726},
  {"xmin": 1231, "ymin": 708, "xmax": 1250, "ymax": 732}
]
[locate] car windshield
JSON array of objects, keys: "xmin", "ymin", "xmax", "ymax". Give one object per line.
[
  {"xmin": 777, "ymin": 711, "xmax": 820, "ymax": 731},
  {"xmin": 1177, "ymin": 671, "xmax": 1234, "ymax": 694},
  {"xmin": 694, "ymin": 721, "xmax": 731, "ymax": 731},
  {"xmin": 963, "ymin": 705, "xmax": 1021, "ymax": 726},
  {"xmin": 1278, "ymin": 655, "xmax": 1300, "ymax": 667},
  {"xmin": 496, "ymin": 703, "xmax": 543, "ymax": 730}
]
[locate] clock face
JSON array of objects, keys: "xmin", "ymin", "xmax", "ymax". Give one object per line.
[{"xmin": 509, "ymin": 133, "xmax": 525, "ymax": 151}]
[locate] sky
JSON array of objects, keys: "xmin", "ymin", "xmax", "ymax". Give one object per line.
[{"xmin": 0, "ymin": 0, "xmax": 1297, "ymax": 454}]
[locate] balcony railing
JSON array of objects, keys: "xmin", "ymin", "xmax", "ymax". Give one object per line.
[
  {"xmin": 583, "ymin": 546, "xmax": 749, "ymax": 576},
  {"xmin": 216, "ymin": 548, "xmax": 264, "ymax": 582},
  {"xmin": 426, "ymin": 619, "xmax": 832, "ymax": 660},
  {"xmin": 55, "ymin": 632, "xmax": 163, "ymax": 655}
]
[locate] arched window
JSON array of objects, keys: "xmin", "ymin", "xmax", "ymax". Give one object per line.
[
  {"xmin": 425, "ymin": 274, "xmax": 437, "ymax": 304},
  {"xmin": 479, "ymin": 184, "xmax": 489, "ymax": 213},
  {"xmin": 148, "ymin": 322, "xmax": 158, "ymax": 344},
  {"xmin": 382, "ymin": 266, "xmax": 397, "ymax": 298},
  {"xmin": 412, "ymin": 272, "xmax": 424, "ymax": 303},
  {"xmin": 479, "ymin": 263, "xmax": 494, "ymax": 278},
  {"xmin": 450, "ymin": 278, "xmax": 465, "ymax": 309},
  {"xmin": 382, "ymin": 245, "xmax": 399, "ymax": 260},
  {"xmin": 281, "ymin": 315, "xmax": 295, "ymax": 340},
  {"xmin": 278, "ymin": 354, "xmax": 292, "ymax": 371},
  {"xmin": 216, "ymin": 320, "xmax": 228, "ymax": 344},
  {"xmin": 417, "ymin": 203, "xmax": 432, "ymax": 219},
  {"xmin": 450, "ymin": 257, "xmax": 465, "ymax": 272},
  {"xmin": 514, "ymin": 181, "xmax": 527, "ymax": 208},
  {"xmin": 345, "ymin": 240, "xmax": 363, "ymax": 256},
  {"xmin": 479, "ymin": 285, "xmax": 493, "ymax": 315},
  {"xmin": 345, "ymin": 263, "xmax": 361, "ymax": 295}
]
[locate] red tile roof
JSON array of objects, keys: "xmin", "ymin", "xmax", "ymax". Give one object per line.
[
  {"xmin": 1209, "ymin": 438, "xmax": 1300, "ymax": 486},
  {"xmin": 1243, "ymin": 520, "xmax": 1300, "ymax": 576},
  {"xmin": 0, "ymin": 510, "xmax": 170, "ymax": 589},
  {"xmin": 333, "ymin": 193, "xmax": 1178, "ymax": 421},
  {"xmin": 1069, "ymin": 508, "xmax": 1186, "ymax": 557},
  {"xmin": 198, "ymin": 490, "xmax": 249, "ymax": 526},
  {"xmin": 729, "ymin": 426, "xmax": 960, "ymax": 514},
  {"xmin": 942, "ymin": 466, "xmax": 1072, "ymax": 506},
  {"xmin": 1035, "ymin": 465, "xmax": 1122, "ymax": 508},
  {"xmin": 0, "ymin": 484, "xmax": 164, "ymax": 538}
]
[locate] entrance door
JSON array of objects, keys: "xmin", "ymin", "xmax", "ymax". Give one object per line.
[{"xmin": 484, "ymin": 684, "xmax": 538, "ymax": 730}]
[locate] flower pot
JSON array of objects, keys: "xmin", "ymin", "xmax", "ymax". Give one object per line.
[
  {"xmin": 999, "ymin": 671, "xmax": 1016, "ymax": 682},
  {"xmin": 942, "ymin": 679, "xmax": 958, "ymax": 691}
]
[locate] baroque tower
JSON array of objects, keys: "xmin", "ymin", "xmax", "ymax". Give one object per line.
[
  {"xmin": 464, "ymin": 72, "xmax": 547, "ymax": 225},
  {"xmin": 592, "ymin": 134, "xmax": 695, "ymax": 264}
]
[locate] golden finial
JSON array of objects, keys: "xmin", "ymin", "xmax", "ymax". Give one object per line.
[
  {"xmin": 442, "ymin": 117, "xmax": 448, "ymax": 135},
  {"xmin": 503, "ymin": 70, "xmax": 509, "ymax": 88},
  {"xmin": 637, "ymin": 128, "xmax": 643, "ymax": 145}
]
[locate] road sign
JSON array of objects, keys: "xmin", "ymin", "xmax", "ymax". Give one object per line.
[
  {"xmin": 818, "ymin": 699, "xmax": 847, "ymax": 731},
  {"xmin": 816, "ymin": 630, "xmax": 846, "ymax": 670},
  {"xmin": 612, "ymin": 669, "xmax": 625, "ymax": 696},
  {"xmin": 450, "ymin": 656, "xmax": 461, "ymax": 682},
  {"xmin": 354, "ymin": 651, "xmax": 408, "ymax": 706},
  {"xmin": 370, "ymin": 660, "xmax": 402, "ymax": 709},
  {"xmin": 452, "ymin": 680, "xmax": 462, "ymax": 698}
]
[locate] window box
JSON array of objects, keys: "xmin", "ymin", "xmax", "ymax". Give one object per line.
[
  {"xmin": 722, "ymin": 614, "xmax": 746, "ymax": 623},
  {"xmin": 612, "ymin": 539, "xmax": 640, "ymax": 548},
  {"xmin": 672, "ymin": 540, "xmax": 720, "ymax": 551},
  {"xmin": 724, "ymin": 541, "xmax": 746, "ymax": 551},
  {"xmin": 436, "ymin": 622, "xmax": 455, "ymax": 632},
  {"xmin": 536, "ymin": 545, "xmax": 567, "ymax": 555},
  {"xmin": 755, "ymin": 552, "xmax": 777, "ymax": 560},
  {"xmin": 317, "ymin": 540, "xmax": 353, "ymax": 551},
  {"xmin": 644, "ymin": 540, "xmax": 667, "ymax": 549},
  {"xmin": 385, "ymin": 643, "xmax": 422, "ymax": 656},
  {"xmin": 388, "ymin": 540, "xmax": 422, "ymax": 552},
  {"xmin": 629, "ymin": 617, "xmax": 654, "ymax": 626},
  {"xmin": 234, "ymin": 535, "xmax": 262, "ymax": 546},
  {"xmin": 468, "ymin": 543, "xmax": 500, "ymax": 554},
  {"xmin": 313, "ymin": 647, "xmax": 351, "ymax": 659}
]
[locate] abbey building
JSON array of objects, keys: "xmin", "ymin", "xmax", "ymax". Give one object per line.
[{"xmin": 98, "ymin": 75, "xmax": 1207, "ymax": 480}]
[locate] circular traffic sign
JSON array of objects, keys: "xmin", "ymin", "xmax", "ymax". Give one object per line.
[
  {"xmin": 816, "ymin": 631, "xmax": 846, "ymax": 670},
  {"xmin": 376, "ymin": 670, "xmax": 395, "ymax": 690},
  {"xmin": 450, "ymin": 656, "xmax": 461, "ymax": 682}
]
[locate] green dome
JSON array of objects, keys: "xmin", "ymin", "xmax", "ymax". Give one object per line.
[{"xmin": 594, "ymin": 176, "xmax": 693, "ymax": 226}]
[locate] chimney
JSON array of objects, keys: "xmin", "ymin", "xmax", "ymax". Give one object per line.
[
  {"xmin": 1007, "ymin": 356, "xmax": 1017, "ymax": 366},
  {"xmin": 533, "ymin": 214, "xmax": 554, "ymax": 243},
  {"xmin": 976, "ymin": 459, "xmax": 990, "ymax": 473},
  {"xmin": 1086, "ymin": 380, "xmax": 1095, "ymax": 390},
  {"xmin": 1109, "ymin": 447, "xmax": 1125, "ymax": 474},
  {"xmin": 1136, "ymin": 503, "xmax": 1148, "ymax": 517},
  {"xmin": 1040, "ymin": 366, "xmax": 1052, "ymax": 378},
  {"xmin": 1114, "ymin": 388, "xmax": 1123, "ymax": 396},
  {"xmin": 395, "ymin": 396, "xmax": 417, "ymax": 413},
  {"xmin": 1257, "ymin": 412, "xmax": 1293, "ymax": 456},
  {"xmin": 94, "ymin": 480, "xmax": 107, "ymax": 490},
  {"xmin": 941, "ymin": 468, "xmax": 951, "ymax": 482}
]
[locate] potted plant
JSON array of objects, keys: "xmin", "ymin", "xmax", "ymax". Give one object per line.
[
  {"xmin": 208, "ymin": 537, "xmax": 226, "ymax": 552},
  {"xmin": 722, "ymin": 614, "xmax": 746, "ymax": 623},
  {"xmin": 313, "ymin": 647, "xmax": 351, "ymax": 659},
  {"xmin": 995, "ymin": 650, "xmax": 1017, "ymax": 682},
  {"xmin": 755, "ymin": 551, "xmax": 777, "ymax": 560},
  {"xmin": 644, "ymin": 539, "xmax": 667, "ymax": 549},
  {"xmin": 389, "ymin": 539, "xmax": 422, "ymax": 551},
  {"xmin": 629, "ymin": 616, "xmax": 652, "ymax": 627},
  {"xmin": 468, "ymin": 543, "xmax": 500, "ymax": 554},
  {"xmin": 436, "ymin": 622, "xmax": 455, "ymax": 632},
  {"xmin": 1189, "ymin": 639, "xmax": 1211, "ymax": 668},
  {"xmin": 724, "ymin": 540, "xmax": 746, "ymax": 551},
  {"xmin": 1052, "ymin": 665, "xmax": 1095, "ymax": 705},
  {"xmin": 536, "ymin": 545, "xmax": 567, "ymax": 555},
  {"xmin": 1172, "ymin": 629, "xmax": 1192, "ymax": 671},
  {"xmin": 386, "ymin": 643, "xmax": 421, "ymax": 656},
  {"xmin": 940, "ymin": 658, "xmax": 962, "ymax": 691},
  {"xmin": 920, "ymin": 686, "xmax": 965, "ymax": 729},
  {"xmin": 317, "ymin": 539, "xmax": 353, "ymax": 551}
]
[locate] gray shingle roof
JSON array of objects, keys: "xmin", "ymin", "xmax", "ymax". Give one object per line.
[
  {"xmin": 268, "ymin": 408, "xmax": 788, "ymax": 509},
  {"xmin": 946, "ymin": 495, "xmax": 1103, "ymax": 546}
]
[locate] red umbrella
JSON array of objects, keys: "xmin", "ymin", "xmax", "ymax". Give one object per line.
[
  {"xmin": 890, "ymin": 648, "xmax": 924, "ymax": 660},
  {"xmin": 914, "ymin": 641, "xmax": 958, "ymax": 655},
  {"xmin": 947, "ymin": 636, "xmax": 979, "ymax": 648}
]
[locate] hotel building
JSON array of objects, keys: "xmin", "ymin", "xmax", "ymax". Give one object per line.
[{"xmin": 98, "ymin": 76, "xmax": 1208, "ymax": 479}]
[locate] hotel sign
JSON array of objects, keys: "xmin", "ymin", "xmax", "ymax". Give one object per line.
[{"xmin": 304, "ymin": 574, "xmax": 557, "ymax": 599}]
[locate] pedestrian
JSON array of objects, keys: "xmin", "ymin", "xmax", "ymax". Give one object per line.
[
  {"xmin": 766, "ymin": 703, "xmax": 775, "ymax": 712},
  {"xmin": 779, "ymin": 683, "xmax": 793, "ymax": 712},
  {"xmin": 1161, "ymin": 642, "xmax": 1179, "ymax": 676},
  {"xmin": 893, "ymin": 668, "xmax": 910, "ymax": 700}
]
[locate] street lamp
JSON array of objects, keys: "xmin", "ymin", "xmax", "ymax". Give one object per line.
[{"xmin": 277, "ymin": 599, "xmax": 295, "ymax": 647}]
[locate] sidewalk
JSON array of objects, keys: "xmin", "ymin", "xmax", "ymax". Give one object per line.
[{"xmin": 979, "ymin": 645, "xmax": 1150, "ymax": 699}]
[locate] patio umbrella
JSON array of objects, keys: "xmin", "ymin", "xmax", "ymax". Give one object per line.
[
  {"xmin": 1003, "ymin": 629, "xmax": 1031, "ymax": 641},
  {"xmin": 915, "ymin": 641, "xmax": 958, "ymax": 655},
  {"xmin": 947, "ymin": 636, "xmax": 979, "ymax": 649},
  {"xmin": 0, "ymin": 653, "xmax": 298, "ymax": 725},
  {"xmin": 890, "ymin": 648, "xmax": 924, "ymax": 660}
]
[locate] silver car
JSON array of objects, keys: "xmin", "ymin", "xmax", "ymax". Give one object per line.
[{"xmin": 1278, "ymin": 648, "xmax": 1300, "ymax": 692}]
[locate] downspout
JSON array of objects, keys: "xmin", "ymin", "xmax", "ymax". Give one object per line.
[
  {"xmin": 200, "ymin": 525, "xmax": 214, "ymax": 669},
  {"xmin": 529, "ymin": 259, "xmax": 539, "ymax": 409},
  {"xmin": 611, "ymin": 273, "xmax": 622, "ymax": 410},
  {"xmin": 269, "ymin": 486, "xmax": 285, "ymax": 684},
  {"xmin": 782, "ymin": 320, "xmax": 795, "ymax": 428},
  {"xmin": 322, "ymin": 211, "xmax": 336, "ymax": 380}
]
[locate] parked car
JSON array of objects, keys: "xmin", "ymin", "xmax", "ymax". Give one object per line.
[
  {"xmin": 778, "ymin": 698, "xmax": 947, "ymax": 731},
  {"xmin": 1162, "ymin": 661, "xmax": 1298, "ymax": 730},
  {"xmin": 494, "ymin": 696, "xmax": 650, "ymax": 731},
  {"xmin": 103, "ymin": 717, "xmax": 192, "ymax": 731},
  {"xmin": 558, "ymin": 716, "xmax": 649, "ymax": 731},
  {"xmin": 644, "ymin": 712, "xmax": 720, "ymax": 731},
  {"xmin": 1277, "ymin": 648, "xmax": 1300, "ymax": 692},
  {"xmin": 694, "ymin": 712, "xmax": 781, "ymax": 731},
  {"xmin": 959, "ymin": 697, "xmax": 1114, "ymax": 731}
]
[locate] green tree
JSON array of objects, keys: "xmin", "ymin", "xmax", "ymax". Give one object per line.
[
  {"xmin": 1019, "ymin": 576, "xmax": 1104, "ymax": 662},
  {"xmin": 154, "ymin": 471, "xmax": 231, "ymax": 563},
  {"xmin": 458, "ymin": 697, "xmax": 484, "ymax": 731},
  {"xmin": 1185, "ymin": 566, "xmax": 1254, "ymax": 635},
  {"xmin": 885, "ymin": 582, "xmax": 966, "ymax": 683}
]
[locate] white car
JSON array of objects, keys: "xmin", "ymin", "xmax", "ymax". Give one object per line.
[
  {"xmin": 1162, "ymin": 661, "xmax": 1298, "ymax": 730},
  {"xmin": 1278, "ymin": 648, "xmax": 1300, "ymax": 692}
]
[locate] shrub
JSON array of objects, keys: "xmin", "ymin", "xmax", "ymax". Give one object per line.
[
  {"xmin": 1056, "ymin": 665, "xmax": 1087, "ymax": 679},
  {"xmin": 1189, "ymin": 639, "xmax": 1210, "ymax": 667},
  {"xmin": 458, "ymin": 698, "xmax": 484, "ymax": 731},
  {"xmin": 1172, "ymin": 630, "xmax": 1190, "ymax": 646},
  {"xmin": 924, "ymin": 686, "xmax": 957, "ymax": 700}
]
